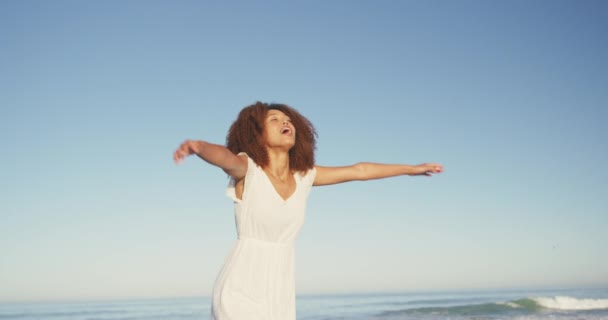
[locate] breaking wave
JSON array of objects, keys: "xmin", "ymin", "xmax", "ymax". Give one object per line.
[{"xmin": 379, "ymin": 296, "xmax": 608, "ymax": 317}]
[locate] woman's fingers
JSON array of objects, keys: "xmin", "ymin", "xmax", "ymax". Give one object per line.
[
  {"xmin": 174, "ymin": 140, "xmax": 203, "ymax": 165},
  {"xmin": 173, "ymin": 141, "xmax": 192, "ymax": 164},
  {"xmin": 173, "ymin": 151, "xmax": 183, "ymax": 164},
  {"xmin": 422, "ymin": 163, "xmax": 443, "ymax": 175},
  {"xmin": 429, "ymin": 164, "xmax": 443, "ymax": 173}
]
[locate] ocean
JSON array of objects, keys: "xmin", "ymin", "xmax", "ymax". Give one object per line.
[{"xmin": 1, "ymin": 287, "xmax": 607, "ymax": 320}]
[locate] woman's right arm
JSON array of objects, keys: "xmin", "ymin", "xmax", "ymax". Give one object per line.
[{"xmin": 173, "ymin": 140, "xmax": 248, "ymax": 179}]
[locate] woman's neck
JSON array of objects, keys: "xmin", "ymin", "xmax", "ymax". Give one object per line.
[{"xmin": 265, "ymin": 148, "xmax": 291, "ymax": 181}]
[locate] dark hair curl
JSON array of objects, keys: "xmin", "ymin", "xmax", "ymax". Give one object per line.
[{"xmin": 226, "ymin": 101, "xmax": 317, "ymax": 173}]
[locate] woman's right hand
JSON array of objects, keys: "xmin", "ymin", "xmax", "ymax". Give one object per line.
[{"xmin": 173, "ymin": 139, "xmax": 203, "ymax": 164}]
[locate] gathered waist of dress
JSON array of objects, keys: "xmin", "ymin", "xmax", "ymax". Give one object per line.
[{"xmin": 237, "ymin": 235, "xmax": 293, "ymax": 247}]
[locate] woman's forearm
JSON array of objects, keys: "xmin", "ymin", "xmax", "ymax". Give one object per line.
[
  {"xmin": 354, "ymin": 162, "xmax": 417, "ymax": 180},
  {"xmin": 194, "ymin": 141, "xmax": 239, "ymax": 169}
]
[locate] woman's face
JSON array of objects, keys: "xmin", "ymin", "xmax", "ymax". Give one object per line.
[{"xmin": 263, "ymin": 109, "xmax": 296, "ymax": 150}]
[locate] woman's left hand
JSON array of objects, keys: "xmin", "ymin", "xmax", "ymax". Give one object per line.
[{"xmin": 413, "ymin": 163, "xmax": 444, "ymax": 176}]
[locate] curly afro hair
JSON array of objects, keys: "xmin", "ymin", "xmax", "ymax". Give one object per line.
[{"xmin": 226, "ymin": 101, "xmax": 317, "ymax": 173}]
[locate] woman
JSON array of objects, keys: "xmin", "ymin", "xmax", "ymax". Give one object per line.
[{"xmin": 173, "ymin": 102, "xmax": 443, "ymax": 320}]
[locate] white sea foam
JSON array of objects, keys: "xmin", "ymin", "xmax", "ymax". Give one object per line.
[
  {"xmin": 533, "ymin": 296, "xmax": 608, "ymax": 310},
  {"xmin": 503, "ymin": 302, "xmax": 522, "ymax": 308}
]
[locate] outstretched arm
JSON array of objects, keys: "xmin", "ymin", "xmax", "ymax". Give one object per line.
[
  {"xmin": 313, "ymin": 162, "xmax": 443, "ymax": 186},
  {"xmin": 173, "ymin": 140, "xmax": 247, "ymax": 179}
]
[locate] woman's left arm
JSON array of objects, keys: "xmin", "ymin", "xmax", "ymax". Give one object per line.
[{"xmin": 313, "ymin": 162, "xmax": 443, "ymax": 186}]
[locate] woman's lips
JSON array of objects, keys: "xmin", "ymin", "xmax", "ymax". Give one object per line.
[{"xmin": 281, "ymin": 127, "xmax": 292, "ymax": 135}]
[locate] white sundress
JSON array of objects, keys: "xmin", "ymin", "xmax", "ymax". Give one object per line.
[{"xmin": 210, "ymin": 152, "xmax": 316, "ymax": 320}]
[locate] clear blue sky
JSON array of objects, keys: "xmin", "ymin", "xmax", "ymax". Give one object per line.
[{"xmin": 1, "ymin": 0, "xmax": 606, "ymax": 302}]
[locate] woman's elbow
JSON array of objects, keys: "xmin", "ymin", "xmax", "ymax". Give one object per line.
[{"xmin": 352, "ymin": 162, "xmax": 371, "ymax": 181}]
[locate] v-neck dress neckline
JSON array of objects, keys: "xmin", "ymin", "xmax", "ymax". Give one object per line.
[{"xmin": 260, "ymin": 168, "xmax": 299, "ymax": 203}]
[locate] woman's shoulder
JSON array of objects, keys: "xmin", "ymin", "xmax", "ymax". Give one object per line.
[{"xmin": 296, "ymin": 166, "xmax": 317, "ymax": 184}]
